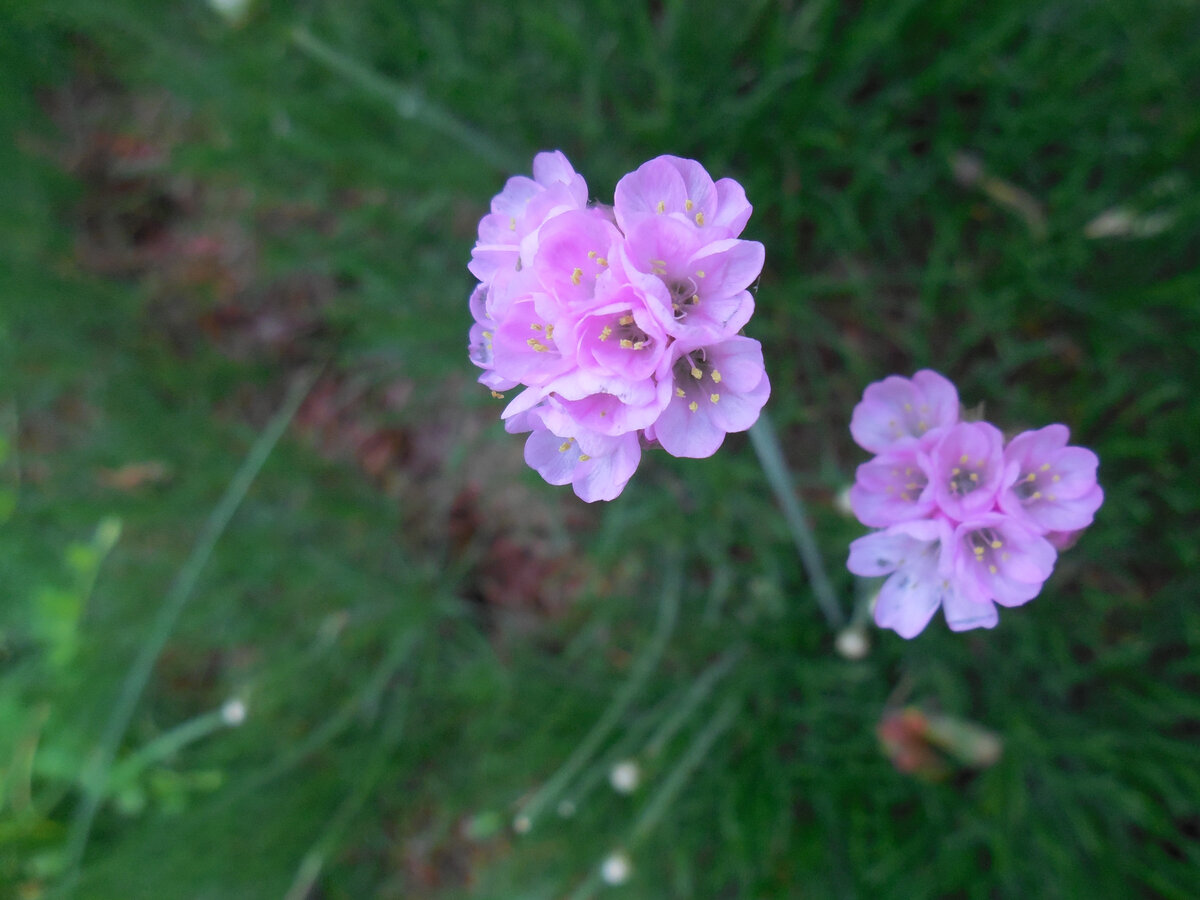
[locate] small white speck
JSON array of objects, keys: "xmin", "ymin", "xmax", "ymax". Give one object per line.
[
  {"xmin": 833, "ymin": 485, "xmax": 855, "ymax": 517},
  {"xmin": 221, "ymin": 699, "xmax": 247, "ymax": 726},
  {"xmin": 208, "ymin": 0, "xmax": 252, "ymax": 23},
  {"xmin": 835, "ymin": 627, "xmax": 870, "ymax": 661},
  {"xmin": 512, "ymin": 814, "xmax": 531, "ymax": 834},
  {"xmin": 601, "ymin": 851, "xmax": 631, "ymax": 885},
  {"xmin": 609, "ymin": 760, "xmax": 640, "ymax": 794}
]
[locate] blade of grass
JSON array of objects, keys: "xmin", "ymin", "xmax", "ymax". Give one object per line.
[
  {"xmin": 567, "ymin": 693, "xmax": 740, "ymax": 900},
  {"xmin": 59, "ymin": 366, "xmax": 322, "ymax": 892},
  {"xmin": 514, "ymin": 561, "xmax": 682, "ymax": 832},
  {"xmin": 748, "ymin": 412, "xmax": 845, "ymax": 629},
  {"xmin": 283, "ymin": 680, "xmax": 412, "ymax": 900},
  {"xmin": 290, "ymin": 27, "xmax": 525, "ymax": 173}
]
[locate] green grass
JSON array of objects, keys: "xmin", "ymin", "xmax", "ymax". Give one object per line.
[{"xmin": 2, "ymin": 0, "xmax": 1199, "ymax": 897}]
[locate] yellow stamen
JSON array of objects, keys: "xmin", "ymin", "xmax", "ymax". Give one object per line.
[
  {"xmin": 1032, "ymin": 491, "xmax": 1042, "ymax": 500},
  {"xmin": 696, "ymin": 270, "xmax": 705, "ymax": 278},
  {"xmin": 578, "ymin": 454, "xmax": 591, "ymax": 461},
  {"xmin": 685, "ymin": 199, "xmax": 693, "ymax": 211},
  {"xmin": 558, "ymin": 441, "xmax": 573, "ymax": 453},
  {"xmin": 526, "ymin": 338, "xmax": 549, "ymax": 352},
  {"xmin": 710, "ymin": 393, "xmax": 720, "ymax": 403},
  {"xmin": 988, "ymin": 564, "xmax": 997, "ymax": 574},
  {"xmin": 710, "ymin": 369, "xmax": 722, "ymax": 383},
  {"xmin": 675, "ymin": 387, "xmax": 685, "ymax": 397},
  {"xmin": 620, "ymin": 339, "xmax": 634, "ymax": 349},
  {"xmin": 695, "ymin": 211, "xmax": 705, "ymax": 225},
  {"xmin": 530, "ymin": 323, "xmax": 543, "ymax": 331},
  {"xmin": 656, "ymin": 200, "xmax": 665, "ymax": 213},
  {"xmin": 1040, "ymin": 463, "xmax": 1052, "ymax": 471},
  {"xmin": 1026, "ymin": 472, "xmax": 1037, "ymax": 482},
  {"xmin": 969, "ymin": 472, "xmax": 979, "ymax": 482},
  {"xmin": 490, "ymin": 391, "xmax": 505, "ymax": 399},
  {"xmin": 959, "ymin": 454, "xmax": 969, "ymax": 464},
  {"xmin": 596, "ymin": 257, "xmax": 608, "ymax": 266},
  {"xmin": 690, "ymin": 366, "xmax": 703, "ymax": 379},
  {"xmin": 588, "ymin": 250, "xmax": 596, "ymax": 258},
  {"xmin": 688, "ymin": 401, "xmax": 699, "ymax": 412},
  {"xmin": 571, "ymin": 267, "xmax": 583, "ymax": 285},
  {"xmin": 1052, "ymin": 474, "xmax": 1060, "ymax": 482},
  {"xmin": 991, "ymin": 540, "xmax": 1002, "ymax": 549},
  {"xmin": 618, "ymin": 315, "xmax": 634, "ymax": 326},
  {"xmin": 599, "ymin": 326, "xmax": 612, "ymax": 341}
]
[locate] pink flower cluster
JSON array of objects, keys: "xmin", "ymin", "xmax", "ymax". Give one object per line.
[
  {"xmin": 845, "ymin": 371, "xmax": 1103, "ymax": 637},
  {"xmin": 468, "ymin": 151, "xmax": 770, "ymax": 501}
]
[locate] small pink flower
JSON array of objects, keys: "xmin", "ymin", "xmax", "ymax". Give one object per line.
[
  {"xmin": 531, "ymin": 210, "xmax": 622, "ymax": 311},
  {"xmin": 847, "ymin": 519, "xmax": 997, "ymax": 636},
  {"xmin": 998, "ymin": 424, "xmax": 1104, "ymax": 534},
  {"xmin": 469, "ymin": 150, "xmax": 588, "ymax": 287},
  {"xmin": 650, "ymin": 335, "xmax": 769, "ymax": 459},
  {"xmin": 523, "ymin": 417, "xmax": 642, "ymax": 503},
  {"xmin": 926, "ymin": 422, "xmax": 1009, "ymax": 521},
  {"xmin": 849, "ymin": 443, "xmax": 939, "ymax": 527},
  {"xmin": 618, "ymin": 216, "xmax": 763, "ymax": 340},
  {"xmin": 952, "ymin": 514, "xmax": 1057, "ymax": 608},
  {"xmin": 850, "ymin": 370, "xmax": 959, "ymax": 454},
  {"xmin": 559, "ymin": 281, "xmax": 670, "ymax": 383},
  {"xmin": 613, "ymin": 155, "xmax": 752, "ymax": 239}
]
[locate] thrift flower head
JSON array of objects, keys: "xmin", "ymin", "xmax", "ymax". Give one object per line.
[
  {"xmin": 846, "ymin": 371, "xmax": 1102, "ymax": 637},
  {"xmin": 468, "ymin": 152, "xmax": 769, "ymax": 501}
]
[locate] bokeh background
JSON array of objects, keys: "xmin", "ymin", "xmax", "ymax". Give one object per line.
[{"xmin": 2, "ymin": 1, "xmax": 1199, "ymax": 897}]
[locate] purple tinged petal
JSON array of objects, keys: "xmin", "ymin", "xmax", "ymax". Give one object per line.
[
  {"xmin": 524, "ymin": 426, "xmax": 579, "ymax": 486},
  {"xmin": 941, "ymin": 587, "xmax": 999, "ymax": 632},
  {"xmin": 690, "ymin": 239, "xmax": 765, "ymax": 300},
  {"xmin": 847, "ymin": 530, "xmax": 919, "ymax": 577},
  {"xmin": 875, "ymin": 564, "xmax": 943, "ymax": 639},
  {"xmin": 653, "ymin": 391, "xmax": 727, "ymax": 458},
  {"xmin": 613, "ymin": 159, "xmax": 689, "ymax": 232},
  {"xmin": 711, "ymin": 177, "xmax": 752, "ymax": 236},
  {"xmin": 709, "ymin": 371, "xmax": 770, "ymax": 434},
  {"xmin": 572, "ymin": 432, "xmax": 642, "ymax": 502}
]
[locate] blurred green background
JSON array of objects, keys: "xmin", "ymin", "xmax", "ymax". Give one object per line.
[{"xmin": 2, "ymin": 1, "xmax": 1199, "ymax": 897}]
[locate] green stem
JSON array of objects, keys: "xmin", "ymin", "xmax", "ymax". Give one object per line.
[{"xmin": 748, "ymin": 413, "xmax": 845, "ymax": 630}]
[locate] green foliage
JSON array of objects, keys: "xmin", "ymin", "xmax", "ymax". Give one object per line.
[{"xmin": 2, "ymin": 0, "xmax": 1199, "ymax": 897}]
